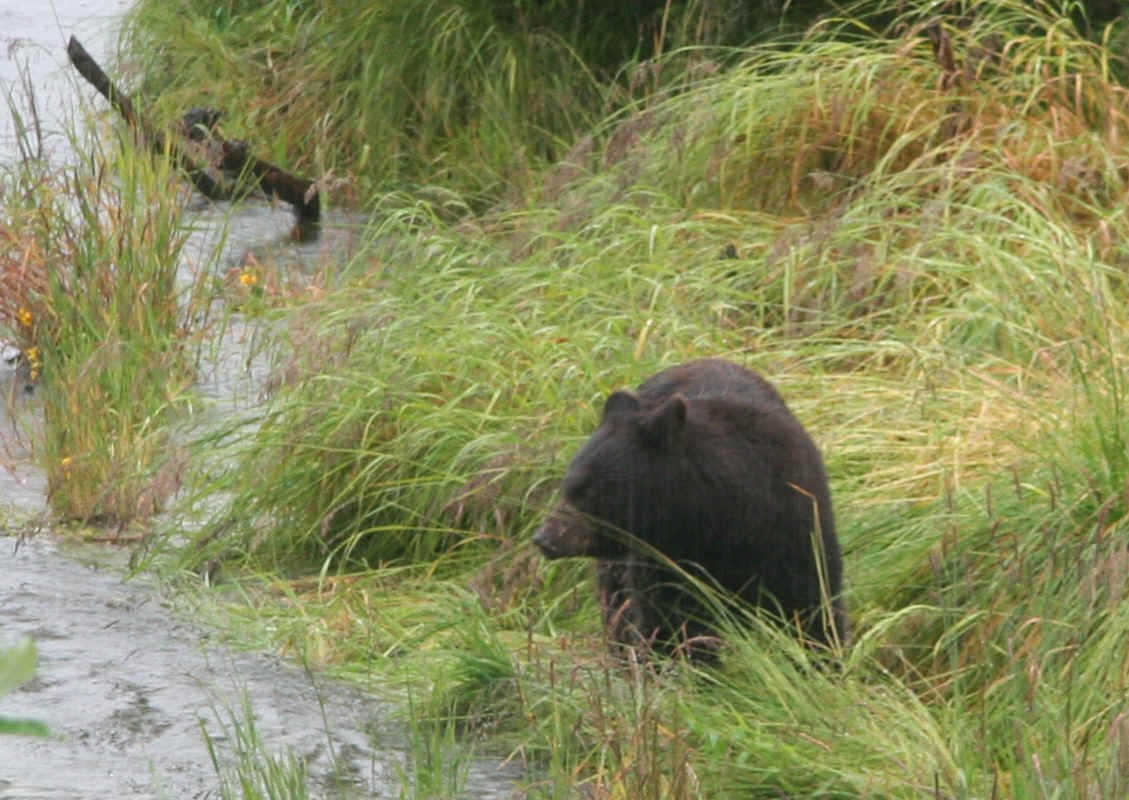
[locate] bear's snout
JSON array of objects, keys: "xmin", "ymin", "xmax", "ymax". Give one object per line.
[
  {"xmin": 532, "ymin": 503, "xmax": 595, "ymax": 559},
  {"xmin": 531, "ymin": 523, "xmax": 564, "ymax": 558}
]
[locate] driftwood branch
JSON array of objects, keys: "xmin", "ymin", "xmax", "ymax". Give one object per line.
[{"xmin": 66, "ymin": 36, "xmax": 320, "ymax": 240}]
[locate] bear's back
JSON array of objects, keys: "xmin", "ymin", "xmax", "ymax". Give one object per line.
[{"xmin": 636, "ymin": 358, "xmax": 787, "ymax": 412}]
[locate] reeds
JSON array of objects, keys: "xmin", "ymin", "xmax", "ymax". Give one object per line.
[{"xmin": 1, "ymin": 108, "xmax": 202, "ymax": 523}]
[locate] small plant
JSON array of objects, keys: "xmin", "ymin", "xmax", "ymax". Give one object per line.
[
  {"xmin": 396, "ymin": 693, "xmax": 473, "ymax": 800},
  {"xmin": 0, "ymin": 639, "xmax": 48, "ymax": 737},
  {"xmin": 202, "ymin": 697, "xmax": 309, "ymax": 800}
]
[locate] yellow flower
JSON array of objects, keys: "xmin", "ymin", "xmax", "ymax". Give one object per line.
[
  {"xmin": 239, "ymin": 270, "xmax": 259, "ymax": 287},
  {"xmin": 16, "ymin": 307, "xmax": 33, "ymax": 329},
  {"xmin": 25, "ymin": 347, "xmax": 41, "ymax": 381},
  {"xmin": 60, "ymin": 456, "xmax": 73, "ymax": 477}
]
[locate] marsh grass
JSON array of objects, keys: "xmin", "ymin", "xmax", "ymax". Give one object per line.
[
  {"xmin": 119, "ymin": 0, "xmax": 1129, "ymax": 796},
  {"xmin": 0, "ymin": 95, "xmax": 209, "ymax": 522},
  {"xmin": 396, "ymin": 691, "xmax": 475, "ymax": 800},
  {"xmin": 178, "ymin": 200, "xmax": 1129, "ymax": 786},
  {"xmin": 202, "ymin": 697, "xmax": 310, "ymax": 800},
  {"xmin": 122, "ymin": 0, "xmax": 611, "ymax": 204}
]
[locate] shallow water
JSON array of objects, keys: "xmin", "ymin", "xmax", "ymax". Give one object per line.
[
  {"xmin": 0, "ymin": 4, "xmax": 519, "ymax": 797},
  {"xmin": 0, "ymin": 0, "xmax": 130, "ymax": 162},
  {"xmin": 1, "ymin": 535, "xmax": 395, "ymax": 799}
]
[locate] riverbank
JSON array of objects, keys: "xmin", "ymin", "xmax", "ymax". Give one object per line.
[
  {"xmin": 0, "ymin": 3, "xmax": 518, "ymax": 795},
  {"xmin": 7, "ymin": 0, "xmax": 1129, "ymax": 796}
]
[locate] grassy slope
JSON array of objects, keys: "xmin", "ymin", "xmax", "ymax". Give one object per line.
[{"xmin": 123, "ymin": 1, "xmax": 1129, "ymax": 797}]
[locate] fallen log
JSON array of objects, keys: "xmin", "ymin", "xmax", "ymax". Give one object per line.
[{"xmin": 66, "ymin": 36, "xmax": 320, "ymax": 241}]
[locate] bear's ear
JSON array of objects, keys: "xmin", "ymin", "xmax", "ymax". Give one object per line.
[
  {"xmin": 603, "ymin": 390, "xmax": 641, "ymax": 419},
  {"xmin": 642, "ymin": 393, "xmax": 688, "ymax": 444}
]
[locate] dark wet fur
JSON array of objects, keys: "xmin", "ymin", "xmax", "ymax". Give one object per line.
[{"xmin": 535, "ymin": 358, "xmax": 847, "ymax": 658}]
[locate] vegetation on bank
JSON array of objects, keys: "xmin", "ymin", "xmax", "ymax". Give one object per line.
[
  {"xmin": 0, "ymin": 122, "xmax": 197, "ymax": 522},
  {"xmin": 2, "ymin": 0, "xmax": 1129, "ymax": 796}
]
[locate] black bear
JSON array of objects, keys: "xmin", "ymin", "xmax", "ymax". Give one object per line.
[{"xmin": 533, "ymin": 358, "xmax": 847, "ymax": 657}]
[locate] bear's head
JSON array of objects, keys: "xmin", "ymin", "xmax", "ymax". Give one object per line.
[{"xmin": 532, "ymin": 389, "xmax": 691, "ymax": 560}]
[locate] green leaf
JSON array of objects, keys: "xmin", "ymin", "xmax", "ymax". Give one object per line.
[
  {"xmin": 0, "ymin": 639, "xmax": 49, "ymax": 738},
  {"xmin": 0, "ymin": 638, "xmax": 37, "ymax": 695}
]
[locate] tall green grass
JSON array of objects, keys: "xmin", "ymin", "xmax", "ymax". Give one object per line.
[
  {"xmin": 119, "ymin": 0, "xmax": 851, "ymax": 206},
  {"xmin": 122, "ymin": 0, "xmax": 613, "ymax": 204},
  {"xmin": 0, "ymin": 112, "xmax": 207, "ymax": 523},
  {"xmin": 202, "ymin": 697, "xmax": 310, "ymax": 800},
  {"xmin": 122, "ymin": 0, "xmax": 1129, "ymax": 796}
]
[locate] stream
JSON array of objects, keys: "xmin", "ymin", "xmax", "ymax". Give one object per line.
[{"xmin": 0, "ymin": 3, "xmax": 519, "ymax": 798}]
